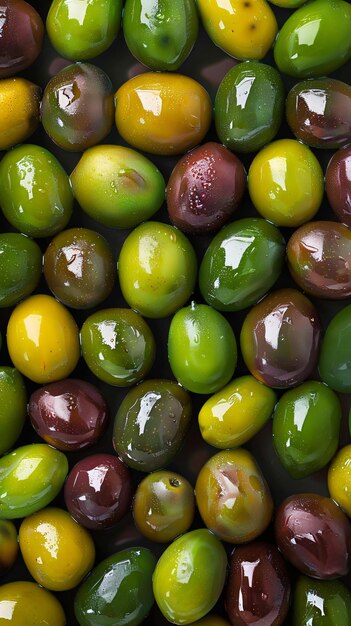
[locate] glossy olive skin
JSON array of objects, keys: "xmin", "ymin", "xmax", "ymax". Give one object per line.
[
  {"xmin": 166, "ymin": 142, "xmax": 246, "ymax": 234},
  {"xmin": 19, "ymin": 507, "xmax": 95, "ymax": 591},
  {"xmin": 118, "ymin": 222, "xmax": 197, "ymax": 318},
  {"xmin": 197, "ymin": 0, "xmax": 277, "ymax": 61},
  {"xmin": 123, "ymin": 0, "xmax": 198, "ymax": 71},
  {"xmin": 74, "ymin": 548, "xmax": 156, "ymax": 626},
  {"xmin": 326, "ymin": 146, "xmax": 351, "ymax": 227},
  {"xmin": 0, "ymin": 443, "xmax": 68, "ymax": 519},
  {"xmin": 113, "ymin": 379, "xmax": 192, "ymax": 472},
  {"xmin": 215, "ymin": 62, "xmax": 284, "ymax": 153},
  {"xmin": 287, "ymin": 79, "xmax": 351, "ymax": 149},
  {"xmin": 273, "ymin": 381, "xmax": 341, "ymax": 479},
  {"xmin": 0, "ymin": 367, "xmax": 26, "ymax": 456},
  {"xmin": 226, "ymin": 542, "xmax": 291, "ymax": 626},
  {"xmin": 274, "ymin": 0, "xmax": 351, "ymax": 78},
  {"xmin": 288, "ymin": 222, "xmax": 351, "ymax": 299},
  {"xmin": 0, "ymin": 582, "xmax": 66, "ymax": 626},
  {"xmin": 0, "ymin": 144, "xmax": 73, "ymax": 238},
  {"xmin": 199, "ymin": 218, "xmax": 285, "ymax": 312},
  {"xmin": 41, "ymin": 63, "xmax": 114, "ymax": 152},
  {"xmin": 133, "ymin": 470, "xmax": 195, "ymax": 542},
  {"xmin": 240, "ymin": 289, "xmax": 321, "ymax": 389},
  {"xmin": 0, "ymin": 0, "xmax": 44, "ymax": 78},
  {"xmin": 70, "ymin": 145, "xmax": 165, "ymax": 229},
  {"xmin": 199, "ymin": 375, "xmax": 277, "ymax": 449},
  {"xmin": 168, "ymin": 303, "xmax": 237, "ymax": 394},
  {"xmin": 7, "ymin": 294, "xmax": 80, "ymax": 384},
  {"xmin": 275, "ymin": 494, "xmax": 351, "ymax": 579},
  {"xmin": 29, "ymin": 379, "xmax": 108, "ymax": 451},
  {"xmin": 0, "ymin": 520, "xmax": 18, "ymax": 576},
  {"xmin": 195, "ymin": 449, "xmax": 273, "ymax": 544},
  {"xmin": 115, "ymin": 73, "xmax": 212, "ymax": 155},
  {"xmin": 293, "ymin": 576, "xmax": 351, "ymax": 626},
  {"xmin": 319, "ymin": 305, "xmax": 351, "ymax": 393},
  {"xmin": 81, "ymin": 308, "xmax": 155, "ymax": 386},
  {"xmin": 64, "ymin": 454, "xmax": 133, "ymax": 530},
  {"xmin": 44, "ymin": 228, "xmax": 116, "ymax": 309},
  {"xmin": 153, "ymin": 529, "xmax": 227, "ymax": 624},
  {"xmin": 47, "ymin": 0, "xmax": 122, "ymax": 60},
  {"xmin": 0, "ymin": 78, "xmax": 41, "ymax": 150},
  {"xmin": 328, "ymin": 445, "xmax": 351, "ymax": 517},
  {"xmin": 0, "ymin": 233, "xmax": 42, "ymax": 308}
]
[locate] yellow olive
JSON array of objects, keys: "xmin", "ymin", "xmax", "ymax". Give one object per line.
[
  {"xmin": 19, "ymin": 507, "xmax": 95, "ymax": 591},
  {"xmin": 0, "ymin": 78, "xmax": 41, "ymax": 150},
  {"xmin": 0, "ymin": 581, "xmax": 66, "ymax": 625},
  {"xmin": 115, "ymin": 72, "xmax": 212, "ymax": 155},
  {"xmin": 328, "ymin": 444, "xmax": 351, "ymax": 517},
  {"xmin": 7, "ymin": 294, "xmax": 80, "ymax": 384}
]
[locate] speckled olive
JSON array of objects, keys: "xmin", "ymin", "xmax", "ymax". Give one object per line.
[
  {"xmin": 226, "ymin": 542, "xmax": 291, "ymax": 626},
  {"xmin": 168, "ymin": 303, "xmax": 237, "ymax": 394},
  {"xmin": 47, "ymin": 0, "xmax": 122, "ymax": 60},
  {"xmin": 248, "ymin": 139, "xmax": 324, "ymax": 227},
  {"xmin": 0, "ymin": 443, "xmax": 68, "ymax": 519},
  {"xmin": 133, "ymin": 470, "xmax": 195, "ymax": 542},
  {"xmin": 153, "ymin": 528, "xmax": 227, "ymax": 624},
  {"xmin": 41, "ymin": 63, "xmax": 114, "ymax": 152},
  {"xmin": 0, "ymin": 367, "xmax": 26, "ymax": 456},
  {"xmin": 326, "ymin": 146, "xmax": 351, "ymax": 227},
  {"xmin": 275, "ymin": 494, "xmax": 351, "ymax": 579},
  {"xmin": 115, "ymin": 73, "xmax": 212, "ymax": 155},
  {"xmin": 286, "ymin": 79, "xmax": 351, "ymax": 149},
  {"xmin": 123, "ymin": 0, "xmax": 198, "ymax": 71},
  {"xmin": 328, "ymin": 445, "xmax": 351, "ymax": 517},
  {"xmin": 0, "ymin": 0, "xmax": 44, "ymax": 78},
  {"xmin": 319, "ymin": 305, "xmax": 351, "ymax": 393},
  {"xmin": 44, "ymin": 228, "xmax": 116, "ymax": 309},
  {"xmin": 199, "ymin": 218, "xmax": 285, "ymax": 312},
  {"xmin": 113, "ymin": 379, "xmax": 192, "ymax": 472},
  {"xmin": 0, "ymin": 78, "xmax": 40, "ymax": 150},
  {"xmin": 64, "ymin": 454, "xmax": 133, "ymax": 530},
  {"xmin": 74, "ymin": 548, "xmax": 156, "ymax": 626},
  {"xmin": 195, "ymin": 449, "xmax": 273, "ymax": 544},
  {"xmin": 293, "ymin": 576, "xmax": 351, "ymax": 625},
  {"xmin": 199, "ymin": 375, "xmax": 277, "ymax": 449},
  {"xmin": 0, "ymin": 233, "xmax": 41, "ymax": 308},
  {"xmin": 274, "ymin": 0, "xmax": 351, "ymax": 78},
  {"xmin": 166, "ymin": 142, "xmax": 246, "ymax": 234},
  {"xmin": 70, "ymin": 145, "xmax": 165, "ymax": 229},
  {"xmin": 7, "ymin": 294, "xmax": 80, "ymax": 384},
  {"xmin": 29, "ymin": 379, "xmax": 108, "ymax": 451},
  {"xmin": 0, "ymin": 582, "xmax": 66, "ymax": 626},
  {"xmin": 197, "ymin": 0, "xmax": 277, "ymax": 61},
  {"xmin": 0, "ymin": 144, "xmax": 73, "ymax": 238},
  {"xmin": 118, "ymin": 222, "xmax": 197, "ymax": 318},
  {"xmin": 288, "ymin": 222, "xmax": 351, "ymax": 299},
  {"xmin": 215, "ymin": 62, "xmax": 284, "ymax": 153},
  {"xmin": 273, "ymin": 381, "xmax": 341, "ymax": 479},
  {"xmin": 19, "ymin": 507, "xmax": 95, "ymax": 591},
  {"xmin": 0, "ymin": 520, "xmax": 18, "ymax": 576},
  {"xmin": 240, "ymin": 289, "xmax": 321, "ymax": 389},
  {"xmin": 81, "ymin": 308, "xmax": 155, "ymax": 386}
]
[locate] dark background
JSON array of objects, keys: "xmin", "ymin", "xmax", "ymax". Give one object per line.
[{"xmin": 0, "ymin": 1, "xmax": 350, "ymax": 624}]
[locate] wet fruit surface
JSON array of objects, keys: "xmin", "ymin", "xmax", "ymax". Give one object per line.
[
  {"xmin": 0, "ymin": 78, "xmax": 41, "ymax": 150},
  {"xmin": 0, "ymin": 233, "xmax": 42, "ymax": 308},
  {"xmin": 328, "ymin": 445, "xmax": 351, "ymax": 517},
  {"xmin": 0, "ymin": 0, "xmax": 44, "ymax": 78},
  {"xmin": 325, "ymin": 145, "xmax": 351, "ymax": 227},
  {"xmin": 0, "ymin": 581, "xmax": 66, "ymax": 626},
  {"xmin": 319, "ymin": 304, "xmax": 351, "ymax": 393},
  {"xmin": 0, "ymin": 367, "xmax": 27, "ymax": 456},
  {"xmin": 293, "ymin": 576, "xmax": 351, "ymax": 626}
]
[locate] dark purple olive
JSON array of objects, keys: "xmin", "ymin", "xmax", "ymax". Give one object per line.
[
  {"xmin": 286, "ymin": 78, "xmax": 351, "ymax": 149},
  {"xmin": 64, "ymin": 454, "xmax": 133, "ymax": 530},
  {"xmin": 166, "ymin": 142, "xmax": 246, "ymax": 234},
  {"xmin": 275, "ymin": 493, "xmax": 351, "ymax": 580},
  {"xmin": 326, "ymin": 146, "xmax": 351, "ymax": 227},
  {"xmin": 0, "ymin": 0, "xmax": 44, "ymax": 78},
  {"xmin": 225, "ymin": 542, "xmax": 291, "ymax": 626},
  {"xmin": 29, "ymin": 379, "xmax": 109, "ymax": 451}
]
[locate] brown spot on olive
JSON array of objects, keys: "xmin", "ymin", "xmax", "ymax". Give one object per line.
[{"xmin": 169, "ymin": 478, "xmax": 180, "ymax": 487}]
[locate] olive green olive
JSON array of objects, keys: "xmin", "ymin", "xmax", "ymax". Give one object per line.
[
  {"xmin": 0, "ymin": 367, "xmax": 27, "ymax": 456},
  {"xmin": 0, "ymin": 234, "xmax": 42, "ymax": 307},
  {"xmin": 168, "ymin": 302, "xmax": 237, "ymax": 394},
  {"xmin": 293, "ymin": 576, "xmax": 351, "ymax": 625}
]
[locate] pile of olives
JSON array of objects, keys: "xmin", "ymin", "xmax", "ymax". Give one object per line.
[{"xmin": 0, "ymin": 0, "xmax": 351, "ymax": 625}]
